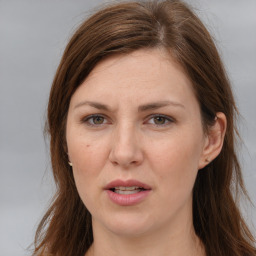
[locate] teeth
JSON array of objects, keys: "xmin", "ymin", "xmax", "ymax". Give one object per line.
[
  {"xmin": 114, "ymin": 186, "xmax": 141, "ymax": 191},
  {"xmin": 115, "ymin": 189, "xmax": 141, "ymax": 195},
  {"xmin": 112, "ymin": 186, "xmax": 144, "ymax": 194}
]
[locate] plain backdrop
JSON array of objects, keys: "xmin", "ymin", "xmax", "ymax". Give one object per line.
[{"xmin": 0, "ymin": 0, "xmax": 255, "ymax": 255}]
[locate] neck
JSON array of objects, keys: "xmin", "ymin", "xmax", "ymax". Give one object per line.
[{"xmin": 86, "ymin": 218, "xmax": 205, "ymax": 256}]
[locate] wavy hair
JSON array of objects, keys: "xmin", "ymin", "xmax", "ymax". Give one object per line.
[{"xmin": 33, "ymin": 1, "xmax": 255, "ymax": 255}]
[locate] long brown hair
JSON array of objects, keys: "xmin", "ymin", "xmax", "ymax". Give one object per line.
[{"xmin": 33, "ymin": 1, "xmax": 256, "ymax": 255}]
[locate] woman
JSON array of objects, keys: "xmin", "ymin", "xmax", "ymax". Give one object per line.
[{"xmin": 33, "ymin": 0, "xmax": 256, "ymax": 255}]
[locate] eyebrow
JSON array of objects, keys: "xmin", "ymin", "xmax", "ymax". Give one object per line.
[
  {"xmin": 74, "ymin": 100, "xmax": 185, "ymax": 111},
  {"xmin": 138, "ymin": 101, "xmax": 185, "ymax": 111},
  {"xmin": 75, "ymin": 101, "xmax": 109, "ymax": 110}
]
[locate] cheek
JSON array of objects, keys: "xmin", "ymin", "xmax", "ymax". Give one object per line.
[
  {"xmin": 150, "ymin": 132, "xmax": 202, "ymax": 169},
  {"xmin": 67, "ymin": 127, "xmax": 109, "ymax": 171},
  {"xmin": 70, "ymin": 141, "xmax": 108, "ymax": 177},
  {"xmin": 69, "ymin": 139, "xmax": 109, "ymax": 209},
  {"xmin": 67, "ymin": 131, "xmax": 109, "ymax": 194},
  {"xmin": 148, "ymin": 131, "xmax": 203, "ymax": 192}
]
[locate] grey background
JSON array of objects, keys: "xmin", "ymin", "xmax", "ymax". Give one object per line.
[{"xmin": 0, "ymin": 0, "xmax": 255, "ymax": 255}]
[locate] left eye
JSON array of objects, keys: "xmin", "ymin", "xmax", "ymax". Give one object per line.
[{"xmin": 147, "ymin": 115, "xmax": 174, "ymax": 126}]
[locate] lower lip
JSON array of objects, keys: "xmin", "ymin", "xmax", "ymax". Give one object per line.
[{"xmin": 106, "ymin": 190, "xmax": 151, "ymax": 206}]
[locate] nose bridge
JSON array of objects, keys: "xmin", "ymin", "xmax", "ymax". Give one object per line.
[{"xmin": 109, "ymin": 120, "xmax": 143, "ymax": 167}]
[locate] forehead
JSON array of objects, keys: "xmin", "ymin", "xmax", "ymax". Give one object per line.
[
  {"xmin": 69, "ymin": 48, "xmax": 197, "ymax": 110},
  {"xmin": 87, "ymin": 48, "xmax": 189, "ymax": 86}
]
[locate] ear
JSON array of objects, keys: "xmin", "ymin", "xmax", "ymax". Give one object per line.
[
  {"xmin": 198, "ymin": 112, "xmax": 227, "ymax": 169},
  {"xmin": 66, "ymin": 152, "xmax": 73, "ymax": 167}
]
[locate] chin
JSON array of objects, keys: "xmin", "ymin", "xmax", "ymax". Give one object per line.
[{"xmin": 97, "ymin": 211, "xmax": 155, "ymax": 237}]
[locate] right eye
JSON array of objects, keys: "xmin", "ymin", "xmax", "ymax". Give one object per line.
[{"xmin": 82, "ymin": 115, "xmax": 108, "ymax": 126}]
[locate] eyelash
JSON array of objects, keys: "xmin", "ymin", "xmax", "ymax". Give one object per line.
[
  {"xmin": 146, "ymin": 114, "xmax": 174, "ymax": 126},
  {"xmin": 81, "ymin": 114, "xmax": 175, "ymax": 127},
  {"xmin": 82, "ymin": 114, "xmax": 109, "ymax": 127}
]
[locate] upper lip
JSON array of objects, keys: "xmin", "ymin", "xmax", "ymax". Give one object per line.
[{"xmin": 104, "ymin": 179, "xmax": 152, "ymax": 190}]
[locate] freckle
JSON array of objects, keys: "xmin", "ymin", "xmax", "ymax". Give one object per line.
[{"xmin": 86, "ymin": 144, "xmax": 90, "ymax": 147}]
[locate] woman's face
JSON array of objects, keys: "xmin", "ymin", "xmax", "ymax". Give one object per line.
[{"xmin": 66, "ymin": 48, "xmax": 209, "ymax": 237}]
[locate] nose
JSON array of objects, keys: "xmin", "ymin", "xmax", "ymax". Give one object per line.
[{"xmin": 109, "ymin": 123, "xmax": 144, "ymax": 168}]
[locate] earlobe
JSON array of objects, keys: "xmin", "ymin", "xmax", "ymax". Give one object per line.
[
  {"xmin": 198, "ymin": 112, "xmax": 227, "ymax": 169},
  {"xmin": 67, "ymin": 152, "xmax": 73, "ymax": 167}
]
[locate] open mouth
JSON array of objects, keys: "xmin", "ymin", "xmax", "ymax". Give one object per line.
[
  {"xmin": 105, "ymin": 180, "xmax": 151, "ymax": 205},
  {"xmin": 110, "ymin": 186, "xmax": 146, "ymax": 195}
]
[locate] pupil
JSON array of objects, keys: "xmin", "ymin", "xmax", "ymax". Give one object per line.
[
  {"xmin": 154, "ymin": 116, "xmax": 165, "ymax": 124},
  {"xmin": 94, "ymin": 116, "xmax": 103, "ymax": 124}
]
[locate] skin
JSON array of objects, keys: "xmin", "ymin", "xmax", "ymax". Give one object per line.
[{"xmin": 66, "ymin": 48, "xmax": 226, "ymax": 256}]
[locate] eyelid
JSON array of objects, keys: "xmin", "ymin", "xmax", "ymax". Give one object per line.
[
  {"xmin": 80, "ymin": 113, "xmax": 175, "ymax": 127},
  {"xmin": 145, "ymin": 114, "xmax": 175, "ymax": 126},
  {"xmin": 81, "ymin": 114, "xmax": 110, "ymax": 126}
]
